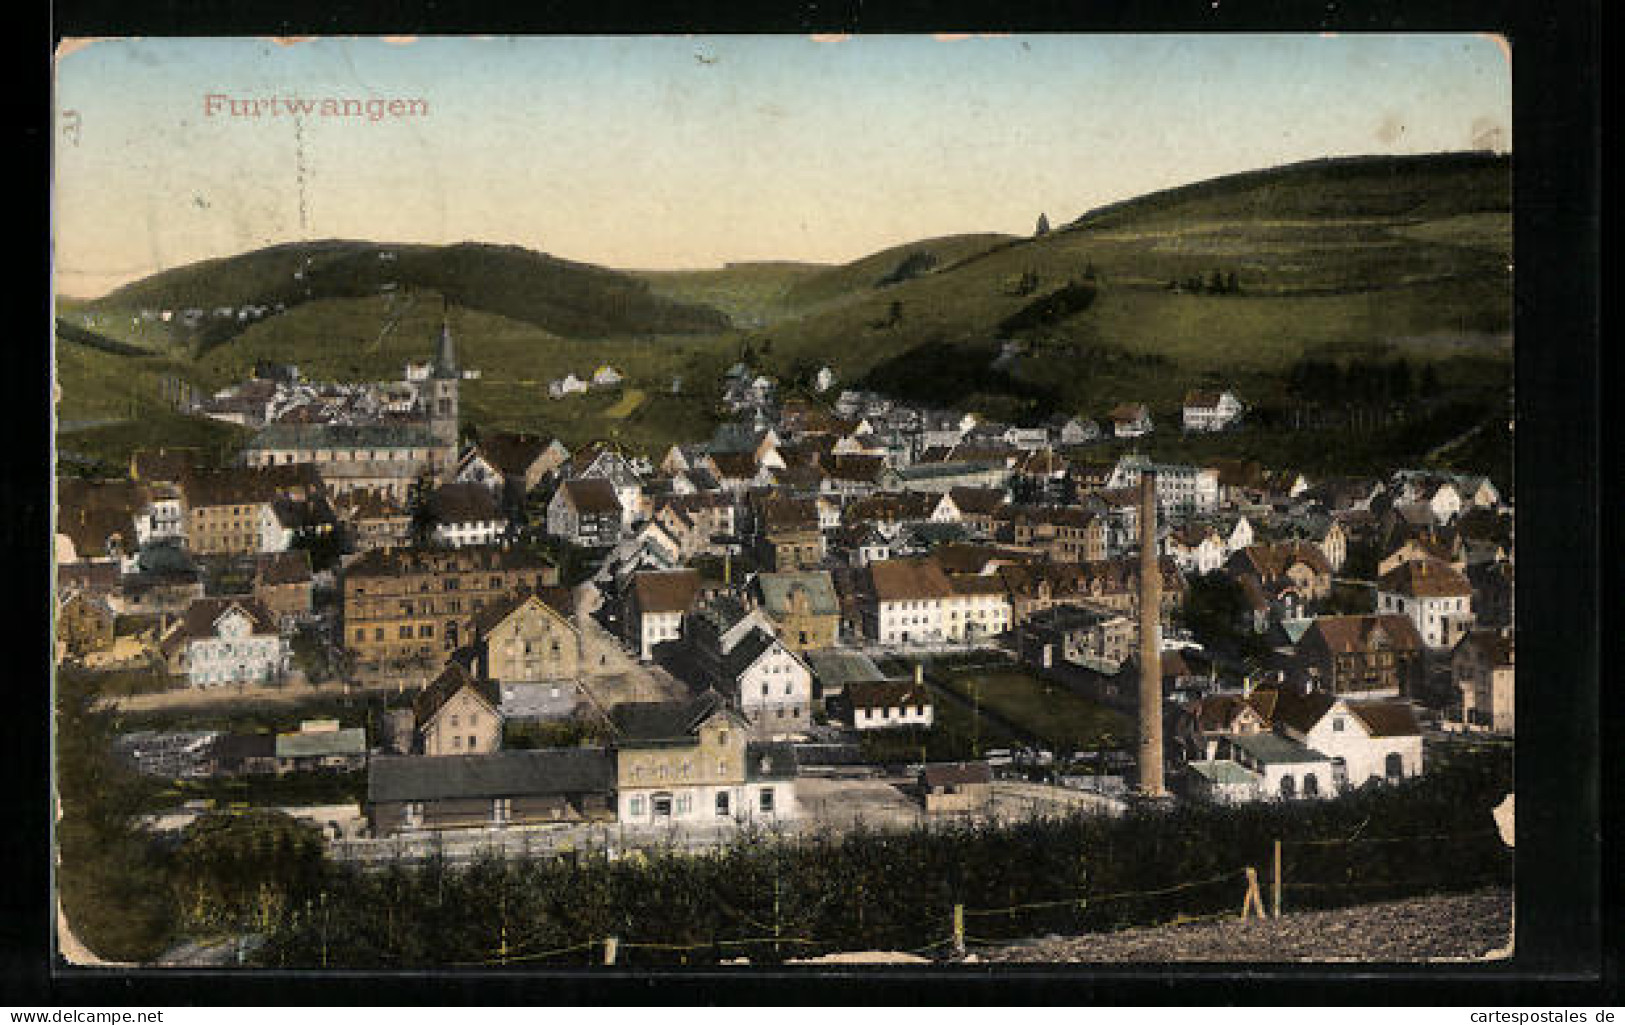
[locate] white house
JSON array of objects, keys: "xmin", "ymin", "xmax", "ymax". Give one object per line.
[
  {"xmin": 1164, "ymin": 525, "xmax": 1228, "ymax": 575},
  {"xmin": 591, "ymin": 365, "xmax": 624, "ymax": 388},
  {"xmin": 1109, "ymin": 403, "xmax": 1154, "ymax": 438},
  {"xmin": 548, "ymin": 374, "xmax": 589, "ymax": 399},
  {"xmin": 1182, "ymin": 390, "xmax": 1244, "ymax": 432},
  {"xmin": 1058, "ymin": 416, "xmax": 1102, "ymax": 446},
  {"xmin": 160, "ymin": 598, "xmax": 290, "ymax": 688},
  {"xmin": 1377, "ymin": 560, "xmax": 1475, "ymax": 649},
  {"xmin": 430, "ymin": 482, "xmax": 507, "ymax": 548},
  {"xmin": 814, "ymin": 366, "xmax": 836, "ymax": 393},
  {"xmin": 1106, "ymin": 454, "xmax": 1220, "ymax": 516},
  {"xmin": 1270, "ymin": 690, "xmax": 1424, "ymax": 790},
  {"xmin": 625, "ymin": 569, "xmax": 703, "ymax": 661},
  {"xmin": 134, "ymin": 489, "xmax": 186, "ymax": 547},
  {"xmin": 842, "ymin": 670, "xmax": 935, "ymax": 731},
  {"xmin": 723, "ymin": 627, "xmax": 815, "ymax": 736}
]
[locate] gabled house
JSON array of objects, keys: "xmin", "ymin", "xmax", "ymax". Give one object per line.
[
  {"xmin": 160, "ymin": 597, "xmax": 289, "ymax": 688},
  {"xmin": 1057, "ymin": 416, "xmax": 1102, "ymax": 447},
  {"xmin": 1181, "ymin": 390, "xmax": 1244, "ymax": 433},
  {"xmin": 1162, "ymin": 524, "xmax": 1227, "ymax": 576},
  {"xmin": 569, "ymin": 444, "xmax": 644, "ymax": 526},
  {"xmin": 1108, "ymin": 403, "xmax": 1154, "ymax": 438},
  {"xmin": 751, "ymin": 570, "xmax": 841, "ymax": 651},
  {"xmin": 546, "ymin": 478, "xmax": 623, "ymax": 548},
  {"xmin": 624, "ymin": 568, "xmax": 703, "ymax": 661},
  {"xmin": 610, "ymin": 690, "xmax": 796, "ymax": 825},
  {"xmin": 1265, "ymin": 687, "xmax": 1424, "ymax": 790},
  {"xmin": 753, "ymin": 495, "xmax": 825, "ymax": 571},
  {"xmin": 470, "ymin": 589, "xmax": 581, "ymax": 684},
  {"xmin": 1295, "ymin": 614, "xmax": 1426, "ymax": 698},
  {"xmin": 414, "ymin": 662, "xmax": 504, "ymax": 757},
  {"xmin": 836, "ymin": 669, "xmax": 934, "ymax": 731},
  {"xmin": 1226, "ymin": 542, "xmax": 1334, "ymax": 630},
  {"xmin": 1376, "ymin": 559, "xmax": 1475, "ymax": 649}
]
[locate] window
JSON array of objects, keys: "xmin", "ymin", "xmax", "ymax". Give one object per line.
[
  {"xmin": 759, "ymin": 788, "xmax": 775, "ymax": 813},
  {"xmin": 492, "ymin": 798, "xmax": 511, "ymax": 823},
  {"xmin": 629, "ymin": 796, "xmax": 644, "ymax": 816},
  {"xmin": 1385, "ymin": 752, "xmax": 1405, "ymax": 781},
  {"xmin": 1332, "ymin": 718, "xmax": 1345, "ymax": 732},
  {"xmin": 716, "ymin": 792, "xmax": 730, "ymax": 816},
  {"xmin": 403, "ymin": 802, "xmax": 423, "ymax": 828},
  {"xmin": 1303, "ymin": 773, "xmax": 1320, "ymax": 797},
  {"xmin": 1279, "ymin": 775, "xmax": 1296, "ymax": 799}
]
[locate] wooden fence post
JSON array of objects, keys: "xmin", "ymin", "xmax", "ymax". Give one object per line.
[
  {"xmin": 603, "ymin": 936, "xmax": 619, "ymax": 966},
  {"xmin": 1272, "ymin": 839, "xmax": 1283, "ymax": 919},
  {"xmin": 1241, "ymin": 867, "xmax": 1266, "ymax": 921},
  {"xmin": 952, "ymin": 904, "xmax": 965, "ymax": 957}
]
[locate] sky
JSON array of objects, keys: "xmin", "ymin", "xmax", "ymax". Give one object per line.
[{"xmin": 52, "ymin": 34, "xmax": 1511, "ymax": 298}]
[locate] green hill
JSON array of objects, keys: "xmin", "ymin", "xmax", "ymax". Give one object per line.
[
  {"xmin": 79, "ymin": 240, "xmax": 731, "ymax": 356},
  {"xmin": 752, "ymin": 152, "xmax": 1510, "ymax": 414},
  {"xmin": 631, "ymin": 262, "xmax": 830, "ymax": 328}
]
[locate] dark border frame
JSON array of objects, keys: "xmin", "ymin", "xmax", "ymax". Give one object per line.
[{"xmin": 15, "ymin": 0, "xmax": 1607, "ymax": 1006}]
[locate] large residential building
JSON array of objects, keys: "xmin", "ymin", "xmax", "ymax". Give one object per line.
[
  {"xmin": 750, "ymin": 571, "xmax": 841, "ymax": 652},
  {"xmin": 159, "ymin": 597, "xmax": 290, "ymax": 687},
  {"xmin": 1294, "ymin": 614, "xmax": 1427, "ymax": 698},
  {"xmin": 242, "ymin": 423, "xmax": 449, "ymax": 503},
  {"xmin": 470, "ymin": 589, "xmax": 581, "ymax": 684},
  {"xmin": 1181, "ymin": 390, "xmax": 1244, "ymax": 432},
  {"xmin": 1106, "ymin": 454, "xmax": 1221, "ymax": 517},
  {"xmin": 179, "ymin": 465, "xmax": 323, "ymax": 557},
  {"xmin": 413, "ymin": 662, "xmax": 504, "ymax": 757},
  {"xmin": 1377, "ymin": 559, "xmax": 1476, "ymax": 649},
  {"xmin": 341, "ymin": 546, "xmax": 559, "ymax": 666},
  {"xmin": 610, "ymin": 691, "xmax": 797, "ymax": 826},
  {"xmin": 1006, "ymin": 505, "xmax": 1110, "ymax": 563}
]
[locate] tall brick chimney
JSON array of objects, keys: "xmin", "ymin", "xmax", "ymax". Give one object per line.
[{"xmin": 1137, "ymin": 469, "xmax": 1165, "ymax": 797}]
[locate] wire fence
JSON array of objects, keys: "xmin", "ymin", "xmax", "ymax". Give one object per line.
[{"xmin": 408, "ymin": 825, "xmax": 1508, "ymax": 968}]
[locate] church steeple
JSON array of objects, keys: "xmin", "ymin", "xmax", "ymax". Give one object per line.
[
  {"xmin": 433, "ymin": 301, "xmax": 458, "ymax": 380},
  {"xmin": 427, "ymin": 299, "xmax": 460, "ymax": 451}
]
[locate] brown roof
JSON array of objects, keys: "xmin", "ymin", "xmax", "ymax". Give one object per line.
[
  {"xmin": 947, "ymin": 487, "xmax": 1006, "ymax": 515},
  {"xmin": 430, "ymin": 481, "xmax": 503, "ymax": 525},
  {"xmin": 868, "ymin": 557, "xmax": 954, "ymax": 601},
  {"xmin": 256, "ymin": 549, "xmax": 313, "ymax": 587},
  {"xmin": 1191, "ymin": 694, "xmax": 1264, "ymax": 732},
  {"xmin": 932, "ymin": 544, "xmax": 1036, "ymax": 575},
  {"xmin": 1183, "ymin": 390, "xmax": 1225, "ymax": 408},
  {"xmin": 757, "ymin": 495, "xmax": 819, "ymax": 533},
  {"xmin": 56, "ymin": 478, "xmax": 145, "ymax": 558},
  {"xmin": 344, "ymin": 545, "xmax": 555, "ymax": 580},
  {"xmin": 414, "ymin": 661, "xmax": 500, "ymax": 730},
  {"xmin": 1455, "ymin": 629, "xmax": 1514, "ymax": 666},
  {"xmin": 338, "ymin": 488, "xmax": 408, "ymax": 521},
  {"xmin": 630, "ymin": 569, "xmax": 703, "ymax": 614},
  {"xmin": 1264, "ymin": 687, "xmax": 1337, "ymax": 734},
  {"xmin": 708, "ymin": 452, "xmax": 761, "ymax": 480},
  {"xmin": 471, "ymin": 588, "xmax": 577, "ymax": 637},
  {"xmin": 843, "ymin": 491, "xmax": 936, "ymax": 525},
  {"xmin": 181, "ymin": 465, "xmax": 321, "ymax": 509},
  {"xmin": 1303, "ymin": 614, "xmax": 1425, "ymax": 654},
  {"xmin": 1231, "ymin": 542, "xmax": 1333, "ymax": 581},
  {"xmin": 1109, "ymin": 403, "xmax": 1149, "ymax": 422},
  {"xmin": 845, "ymin": 678, "xmax": 930, "ymax": 709},
  {"xmin": 162, "ymin": 597, "xmax": 279, "ymax": 654},
  {"xmin": 558, "ymin": 477, "xmax": 622, "ymax": 515},
  {"xmin": 947, "ymin": 574, "xmax": 1010, "ymax": 597},
  {"xmin": 1378, "ymin": 559, "xmax": 1473, "ymax": 598},
  {"xmin": 921, "ymin": 761, "xmax": 993, "ymax": 787},
  {"xmin": 1346, "ymin": 700, "xmax": 1421, "ymax": 738},
  {"xmin": 822, "ymin": 454, "xmax": 885, "ymax": 483},
  {"xmin": 474, "ymin": 432, "xmax": 555, "ymax": 477}
]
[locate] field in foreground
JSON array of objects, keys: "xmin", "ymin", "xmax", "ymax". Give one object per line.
[{"xmin": 975, "ymin": 888, "xmax": 1512, "ymax": 963}]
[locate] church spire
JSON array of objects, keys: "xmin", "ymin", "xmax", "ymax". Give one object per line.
[{"xmin": 433, "ymin": 299, "xmax": 458, "ymax": 379}]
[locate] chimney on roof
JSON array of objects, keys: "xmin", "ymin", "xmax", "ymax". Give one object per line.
[{"xmin": 1136, "ymin": 470, "xmax": 1165, "ymax": 798}]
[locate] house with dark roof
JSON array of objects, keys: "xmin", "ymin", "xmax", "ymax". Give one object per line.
[
  {"xmin": 1295, "ymin": 614, "xmax": 1426, "ymax": 698},
  {"xmin": 455, "ymin": 432, "xmax": 569, "ymax": 497},
  {"xmin": 624, "ymin": 568, "xmax": 703, "ymax": 661},
  {"xmin": 1182, "ymin": 390, "xmax": 1244, "ymax": 433},
  {"xmin": 428, "ymin": 480, "xmax": 508, "ymax": 547},
  {"xmin": 414, "ymin": 662, "xmax": 503, "ymax": 757},
  {"xmin": 253, "ymin": 549, "xmax": 314, "ymax": 626},
  {"xmin": 159, "ymin": 597, "xmax": 289, "ymax": 687},
  {"xmin": 834, "ymin": 670, "xmax": 934, "ymax": 731},
  {"xmin": 366, "ymin": 747, "xmax": 615, "ymax": 835},
  {"xmin": 1376, "ymin": 559, "xmax": 1475, "ymax": 649},
  {"xmin": 610, "ymin": 690, "xmax": 797, "ymax": 825},
  {"xmin": 546, "ymin": 477, "xmax": 623, "ymax": 548},
  {"xmin": 919, "ymin": 761, "xmax": 992, "ymax": 813}
]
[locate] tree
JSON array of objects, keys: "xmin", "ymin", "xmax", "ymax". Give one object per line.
[
  {"xmin": 407, "ymin": 472, "xmax": 438, "ymax": 548},
  {"xmin": 172, "ymin": 811, "xmax": 327, "ymax": 932},
  {"xmin": 1035, "ymin": 213, "xmax": 1051, "ymax": 236},
  {"xmin": 1420, "ymin": 363, "xmax": 1444, "ymax": 398}
]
